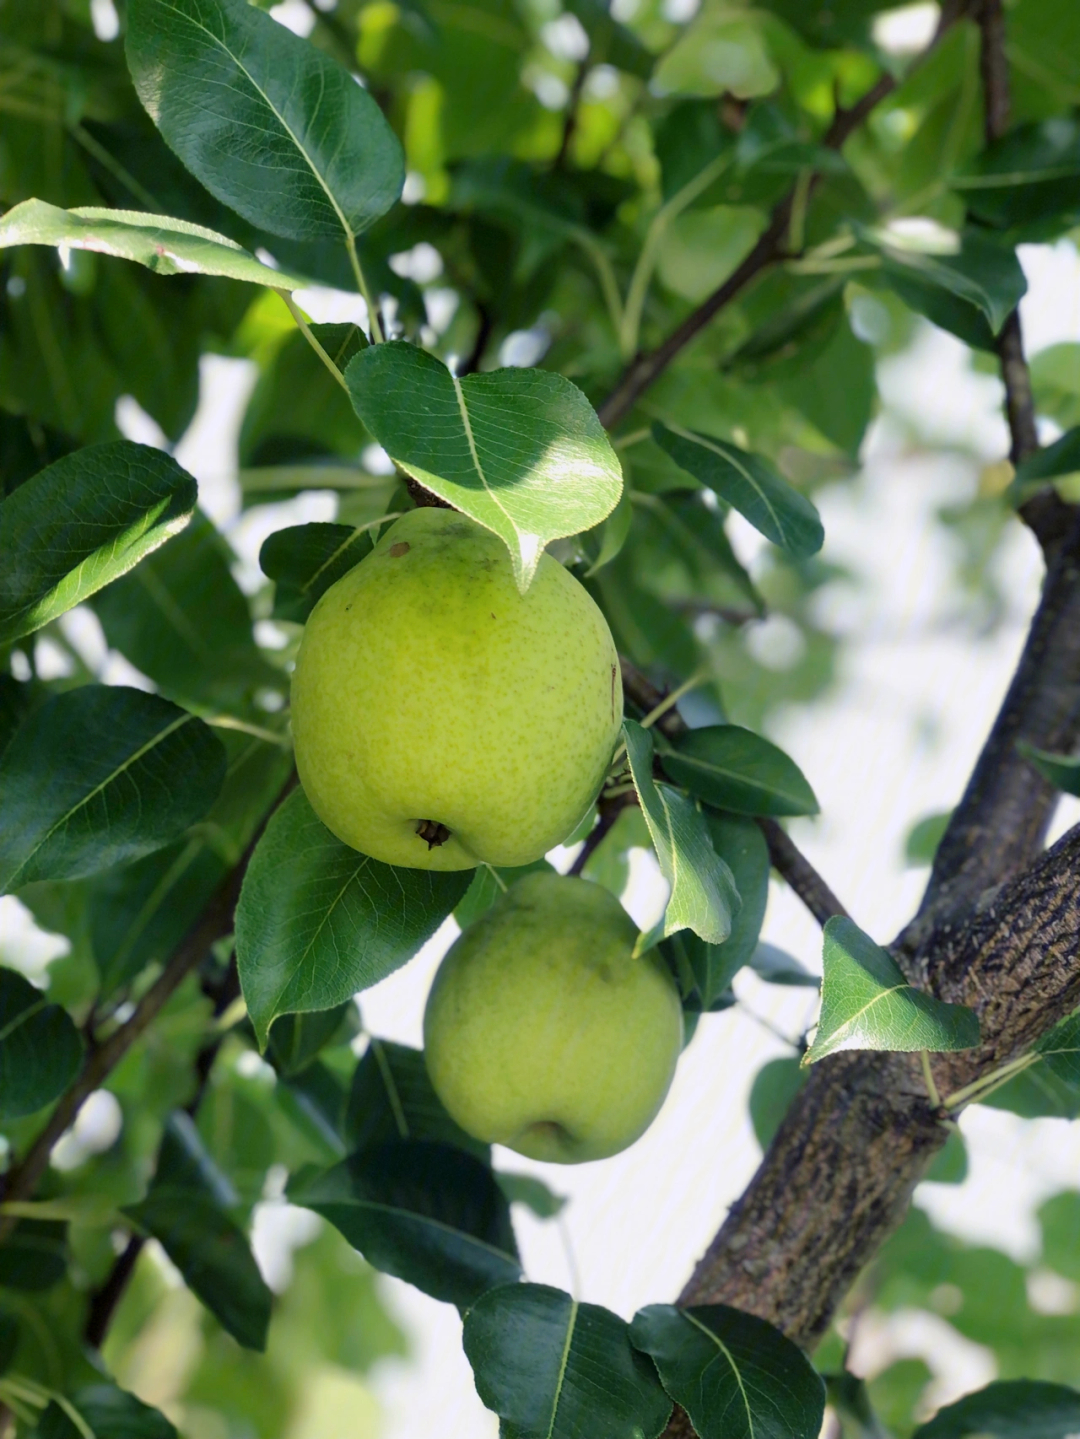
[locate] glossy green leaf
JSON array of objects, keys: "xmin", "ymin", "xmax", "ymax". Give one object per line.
[
  {"xmin": 804, "ymin": 917, "xmax": 980, "ymax": 1064},
  {"xmin": 0, "ymin": 200, "xmax": 310, "ymax": 289},
  {"xmin": 750, "ymin": 943, "xmax": 820, "ymax": 988},
  {"xmin": 235, "ymin": 788, "xmax": 470, "ymax": 1047},
  {"xmin": 126, "ymin": 0, "xmax": 404, "ymax": 242},
  {"xmin": 259, "ymin": 522, "xmax": 376, "ymax": 624},
  {"xmin": 1015, "ymin": 741, "xmax": 1080, "ymax": 797},
  {"xmin": 0, "ymin": 968, "xmax": 84, "ymax": 1122},
  {"xmin": 623, "ymin": 720, "xmax": 737, "ymax": 949},
  {"xmin": 289, "ymin": 1140, "xmax": 520, "ymax": 1306},
  {"xmin": 495, "ymin": 1172, "xmax": 567, "ymax": 1220},
  {"xmin": 31, "ymin": 1383, "xmax": 178, "ymax": 1439},
  {"xmin": 344, "ymin": 1038, "xmax": 489, "ymax": 1161},
  {"xmin": 268, "ymin": 1001, "xmax": 356, "ymax": 1079},
  {"xmin": 661, "ymin": 725, "xmax": 819, "ymax": 817},
  {"xmin": 0, "ymin": 440, "xmax": 196, "ymax": 644},
  {"xmin": 345, "ymin": 343, "xmax": 623, "ymax": 590},
  {"xmin": 980, "ymin": 1060, "xmax": 1080, "ymax": 1119},
  {"xmin": 872, "ymin": 229, "xmax": 1026, "ymax": 348},
  {"xmin": 154, "ymin": 1109, "xmax": 239, "ymax": 1209},
  {"xmin": 651, "ymin": 421, "xmax": 823, "ymax": 558},
  {"xmin": 915, "ymin": 1379, "xmax": 1080, "ymax": 1438},
  {"xmin": 0, "ymin": 686, "xmax": 226, "ymax": 892},
  {"xmin": 749, "ymin": 1056, "xmax": 806, "ymax": 1149},
  {"xmin": 463, "ymin": 1284, "xmax": 672, "ymax": 1439},
  {"xmin": 953, "ymin": 118, "xmax": 1080, "ymax": 236},
  {"xmin": 123, "ymin": 1190, "xmax": 271, "ymax": 1350},
  {"xmin": 93, "ymin": 511, "xmax": 278, "ymax": 713},
  {"xmin": 630, "ymin": 1302, "xmax": 826, "ymax": 1439}
]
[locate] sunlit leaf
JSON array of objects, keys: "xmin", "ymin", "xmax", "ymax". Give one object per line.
[
  {"xmin": 804, "ymin": 917, "xmax": 980, "ymax": 1064},
  {"xmin": 623, "ymin": 720, "xmax": 737, "ymax": 949},
  {"xmin": 345, "ymin": 343, "xmax": 623, "ymax": 590},
  {"xmin": 463, "ymin": 1284, "xmax": 672, "ymax": 1439},
  {"xmin": 0, "ymin": 441, "xmax": 195, "ymax": 644}
]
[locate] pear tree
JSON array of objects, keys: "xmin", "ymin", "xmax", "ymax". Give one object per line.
[{"xmin": 2, "ymin": 0, "xmax": 1080, "ymax": 1435}]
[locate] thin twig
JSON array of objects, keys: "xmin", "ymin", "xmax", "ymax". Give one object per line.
[
  {"xmin": 757, "ymin": 817, "xmax": 850, "ymax": 928},
  {"xmin": 554, "ymin": 58, "xmax": 590, "ymax": 171},
  {"xmin": 568, "ymin": 793, "xmax": 634, "ymax": 877}
]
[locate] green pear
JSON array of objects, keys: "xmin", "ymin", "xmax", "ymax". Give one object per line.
[
  {"xmin": 423, "ymin": 872, "xmax": 684, "ymax": 1163},
  {"xmin": 291, "ymin": 508, "xmax": 622, "ymax": 870}
]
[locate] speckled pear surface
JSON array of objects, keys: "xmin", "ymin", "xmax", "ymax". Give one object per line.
[
  {"xmin": 290, "ymin": 508, "xmax": 622, "ymax": 870},
  {"xmin": 423, "ymin": 872, "xmax": 684, "ymax": 1163}
]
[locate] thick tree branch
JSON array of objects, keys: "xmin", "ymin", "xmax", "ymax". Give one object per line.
[
  {"xmin": 674, "ymin": 822, "xmax": 1080, "ymax": 1350},
  {"xmin": 0, "ymin": 773, "xmax": 296, "ymax": 1225},
  {"xmin": 597, "ymin": 10, "xmax": 961, "ymax": 432}
]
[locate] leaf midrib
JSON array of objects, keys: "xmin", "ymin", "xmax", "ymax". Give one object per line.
[
  {"xmin": 670, "ymin": 746, "xmax": 809, "ymax": 810},
  {"xmin": 682, "ymin": 1310, "xmax": 755, "ymax": 1439},
  {"xmin": 663, "ymin": 421, "xmax": 787, "ymax": 544}
]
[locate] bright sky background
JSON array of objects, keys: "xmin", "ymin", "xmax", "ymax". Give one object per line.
[{"xmin": 4, "ymin": 235, "xmax": 1080, "ymax": 1435}]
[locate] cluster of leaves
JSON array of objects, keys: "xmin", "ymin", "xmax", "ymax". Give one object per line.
[{"xmin": 3, "ymin": 0, "xmax": 1080, "ymax": 1433}]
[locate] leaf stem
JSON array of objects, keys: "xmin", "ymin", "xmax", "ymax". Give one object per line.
[
  {"xmin": 640, "ymin": 667, "xmax": 708, "ymax": 730},
  {"xmin": 920, "ymin": 1049, "xmax": 942, "ymax": 1110},
  {"xmin": 345, "ymin": 232, "xmax": 384, "ymax": 344},
  {"xmin": 276, "ymin": 291, "xmax": 350, "ymax": 391},
  {"xmin": 941, "ymin": 1050, "xmax": 1039, "ymax": 1111},
  {"xmin": 204, "ymin": 716, "xmax": 292, "ymax": 748}
]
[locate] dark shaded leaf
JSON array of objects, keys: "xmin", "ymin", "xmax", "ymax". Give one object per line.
[
  {"xmin": 805, "ymin": 917, "xmax": 980, "ymax": 1064},
  {"xmin": 1035, "ymin": 1010, "xmax": 1080, "ymax": 1085},
  {"xmin": 0, "ymin": 967, "xmax": 83, "ymax": 1122},
  {"xmin": 0, "ymin": 686, "xmax": 226, "ymax": 892},
  {"xmin": 0, "ymin": 1221, "xmax": 67, "ymax": 1291},
  {"xmin": 344, "ymin": 1038, "xmax": 488, "ymax": 1161},
  {"xmin": 346, "ymin": 343, "xmax": 622, "ymax": 590},
  {"xmin": 236, "ymin": 789, "xmax": 471, "ymax": 1047},
  {"xmin": 661, "ymin": 725, "xmax": 819, "ymax": 817},
  {"xmin": 652, "ymin": 422, "xmax": 824, "ymax": 558},
  {"xmin": 154, "ymin": 1110, "xmax": 239, "ymax": 1209},
  {"xmin": 750, "ymin": 943, "xmax": 819, "ymax": 987},
  {"xmin": 954, "ymin": 118, "xmax": 1080, "ymax": 237},
  {"xmin": 630, "ymin": 1302, "xmax": 826, "ymax": 1439},
  {"xmin": 123, "ymin": 1190, "xmax": 271, "ymax": 1350},
  {"xmin": 259, "ymin": 523, "xmax": 375, "ymax": 624},
  {"xmin": 495, "ymin": 1173, "xmax": 567, "ymax": 1220},
  {"xmin": 126, "ymin": 0, "xmax": 403, "ymax": 242},
  {"xmin": 1012, "ymin": 428, "xmax": 1080, "ymax": 498},
  {"xmin": 464, "ymin": 1283, "xmax": 672, "ymax": 1439},
  {"xmin": 290, "ymin": 1140, "xmax": 520, "ymax": 1306},
  {"xmin": 915, "ymin": 1379, "xmax": 1080, "ymax": 1438},
  {"xmin": 0, "ymin": 441, "xmax": 195, "ymax": 644},
  {"xmin": 268, "ymin": 1002, "xmax": 356, "ymax": 1078},
  {"xmin": 872, "ymin": 229, "xmax": 1026, "ymax": 350},
  {"xmin": 1016, "ymin": 741, "xmax": 1080, "ymax": 796},
  {"xmin": 749, "ymin": 1056, "xmax": 806, "ymax": 1149},
  {"xmin": 32, "ymin": 1383, "xmax": 178, "ymax": 1439}
]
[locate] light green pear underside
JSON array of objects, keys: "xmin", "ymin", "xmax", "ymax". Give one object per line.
[
  {"xmin": 290, "ymin": 508, "xmax": 623, "ymax": 871},
  {"xmin": 423, "ymin": 872, "xmax": 684, "ymax": 1163}
]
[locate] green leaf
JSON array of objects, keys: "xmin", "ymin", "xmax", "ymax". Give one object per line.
[
  {"xmin": 749, "ymin": 1056, "xmax": 806, "ymax": 1149},
  {"xmin": 979, "ymin": 1062, "xmax": 1080, "ymax": 1120},
  {"xmin": 153, "ymin": 1109, "xmax": 239, "ymax": 1209},
  {"xmin": 494, "ymin": 1172, "xmax": 567, "ymax": 1220},
  {"xmin": 750, "ymin": 943, "xmax": 819, "ymax": 987},
  {"xmin": 905, "ymin": 812, "xmax": 952, "ymax": 867},
  {"xmin": 93, "ymin": 511, "xmax": 278, "ymax": 713},
  {"xmin": 630, "ymin": 1302, "xmax": 826, "ymax": 1439},
  {"xmin": 0, "ymin": 968, "xmax": 84, "ymax": 1122},
  {"xmin": 345, "ymin": 343, "xmax": 623, "ymax": 590},
  {"xmin": 0, "ymin": 676, "xmax": 37, "ymax": 762},
  {"xmin": 0, "ymin": 686, "xmax": 227, "ymax": 892},
  {"xmin": 126, "ymin": 0, "xmax": 404, "ymax": 242},
  {"xmin": 463, "ymin": 1284, "xmax": 672, "ymax": 1439},
  {"xmin": 0, "ymin": 441, "xmax": 196, "ymax": 644},
  {"xmin": 235, "ymin": 789, "xmax": 470, "ymax": 1048},
  {"xmin": 31, "ymin": 1383, "xmax": 178, "ymax": 1439},
  {"xmin": 871, "ymin": 229, "xmax": 1026, "ymax": 349},
  {"xmin": 122, "ymin": 1190, "xmax": 271, "ymax": 1351},
  {"xmin": 1035, "ymin": 1010, "xmax": 1080, "ymax": 1085},
  {"xmin": 925, "ymin": 1129, "xmax": 968, "ymax": 1185},
  {"xmin": 454, "ymin": 860, "xmax": 554, "ymax": 931},
  {"xmin": 0, "ymin": 201, "xmax": 311, "ymax": 290},
  {"xmin": 0, "ymin": 1220, "xmax": 67, "ymax": 1291},
  {"xmin": 804, "ymin": 917, "xmax": 980, "ymax": 1065},
  {"xmin": 1016, "ymin": 740, "xmax": 1080, "ymax": 795},
  {"xmin": 268, "ymin": 1002, "xmax": 356, "ymax": 1079},
  {"xmin": 661, "ymin": 725, "xmax": 819, "ymax": 817},
  {"xmin": 344, "ymin": 1038, "xmax": 489, "ymax": 1161},
  {"xmin": 623, "ymin": 720, "xmax": 738, "ymax": 949},
  {"xmin": 953, "ymin": 118, "xmax": 1080, "ymax": 237},
  {"xmin": 1012, "ymin": 429, "xmax": 1080, "ymax": 498},
  {"xmin": 914, "ymin": 1380, "xmax": 1080, "ymax": 1438},
  {"xmin": 651, "ymin": 421, "xmax": 824, "ymax": 558},
  {"xmin": 289, "ymin": 1140, "xmax": 520, "ymax": 1307},
  {"xmin": 259, "ymin": 523, "xmax": 376, "ymax": 624}
]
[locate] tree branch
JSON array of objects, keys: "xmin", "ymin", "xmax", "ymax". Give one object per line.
[
  {"xmin": 0, "ymin": 773, "xmax": 296, "ymax": 1226},
  {"xmin": 597, "ymin": 11, "xmax": 961, "ymax": 432}
]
